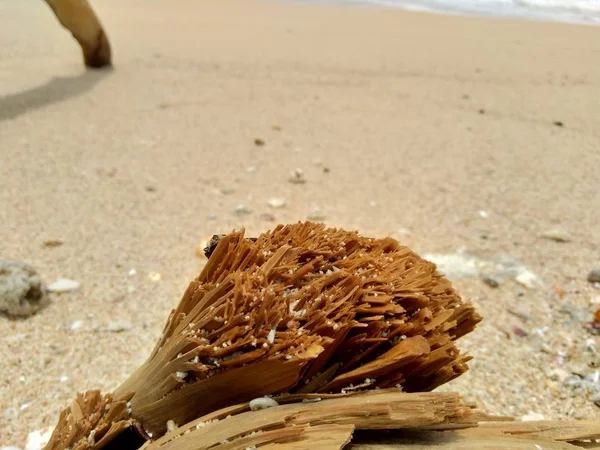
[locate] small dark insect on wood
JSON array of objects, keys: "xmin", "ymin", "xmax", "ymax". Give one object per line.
[{"xmin": 203, "ymin": 234, "xmax": 258, "ymax": 258}]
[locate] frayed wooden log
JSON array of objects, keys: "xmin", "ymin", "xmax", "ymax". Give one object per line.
[{"xmin": 45, "ymin": 222, "xmax": 483, "ymax": 449}]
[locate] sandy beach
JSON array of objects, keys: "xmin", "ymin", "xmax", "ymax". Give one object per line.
[{"xmin": 1, "ymin": 0, "xmax": 600, "ymax": 446}]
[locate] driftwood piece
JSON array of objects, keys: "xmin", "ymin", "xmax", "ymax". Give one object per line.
[
  {"xmin": 44, "ymin": 221, "xmax": 493, "ymax": 450},
  {"xmin": 140, "ymin": 389, "xmax": 599, "ymax": 450},
  {"xmin": 348, "ymin": 419, "xmax": 600, "ymax": 450},
  {"xmin": 144, "ymin": 389, "xmax": 489, "ymax": 450},
  {"xmin": 112, "ymin": 222, "xmax": 482, "ymax": 437},
  {"xmin": 349, "ymin": 431, "xmax": 590, "ymax": 450}
]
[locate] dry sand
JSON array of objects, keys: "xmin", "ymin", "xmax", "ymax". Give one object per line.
[{"xmin": 1, "ymin": 0, "xmax": 600, "ymax": 446}]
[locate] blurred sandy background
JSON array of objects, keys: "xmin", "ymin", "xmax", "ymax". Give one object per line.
[{"xmin": 1, "ymin": 0, "xmax": 599, "ymax": 446}]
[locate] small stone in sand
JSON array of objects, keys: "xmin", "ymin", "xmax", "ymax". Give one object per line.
[
  {"xmin": 106, "ymin": 321, "xmax": 129, "ymax": 332},
  {"xmin": 482, "ymin": 274, "xmax": 500, "ymax": 288},
  {"xmin": 246, "ymin": 166, "xmax": 256, "ymax": 173},
  {"xmin": 254, "ymin": 138, "xmax": 265, "ymax": 146},
  {"xmin": 288, "ymin": 168, "xmax": 306, "ymax": 184},
  {"xmin": 148, "ymin": 272, "xmax": 162, "ymax": 282},
  {"xmin": 48, "ymin": 278, "xmax": 81, "ymax": 293},
  {"xmin": 196, "ymin": 237, "xmax": 213, "ymax": 258},
  {"xmin": 267, "ymin": 198, "xmax": 286, "ymax": 209},
  {"xmin": 234, "ymin": 204, "xmax": 252, "ymax": 215},
  {"xmin": 42, "ymin": 240, "xmax": 63, "ymax": 248},
  {"xmin": 541, "ymin": 229, "xmax": 572, "ymax": 243},
  {"xmin": 588, "ymin": 268, "xmax": 600, "ymax": 283},
  {"xmin": 307, "ymin": 207, "xmax": 326, "ymax": 222},
  {"xmin": 219, "ymin": 187, "xmax": 236, "ymax": 195},
  {"xmin": 0, "ymin": 260, "xmax": 49, "ymax": 316},
  {"xmin": 207, "ymin": 212, "xmax": 217, "ymax": 220},
  {"xmin": 515, "ymin": 269, "xmax": 542, "ymax": 289}
]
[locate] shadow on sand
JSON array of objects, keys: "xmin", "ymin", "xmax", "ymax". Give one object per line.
[{"xmin": 0, "ymin": 68, "xmax": 111, "ymax": 122}]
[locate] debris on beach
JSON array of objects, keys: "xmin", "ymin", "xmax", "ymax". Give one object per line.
[
  {"xmin": 43, "ymin": 222, "xmax": 483, "ymax": 449},
  {"xmin": 47, "ymin": 278, "xmax": 81, "ymax": 293},
  {"xmin": 540, "ymin": 228, "xmax": 573, "ymax": 243},
  {"xmin": 219, "ymin": 187, "xmax": 236, "ymax": 195},
  {"xmin": 482, "ymin": 274, "xmax": 500, "ymax": 288},
  {"xmin": 233, "ymin": 204, "xmax": 252, "ymax": 215},
  {"xmin": 266, "ymin": 197, "xmax": 286, "ymax": 209},
  {"xmin": 25, "ymin": 427, "xmax": 52, "ymax": 450},
  {"xmin": 288, "ymin": 168, "xmax": 306, "ymax": 184},
  {"xmin": 254, "ymin": 138, "xmax": 265, "ymax": 146},
  {"xmin": 423, "ymin": 249, "xmax": 543, "ymax": 288},
  {"xmin": 588, "ymin": 267, "xmax": 600, "ymax": 283},
  {"xmin": 148, "ymin": 272, "xmax": 161, "ymax": 282},
  {"xmin": 0, "ymin": 260, "xmax": 49, "ymax": 316},
  {"xmin": 105, "ymin": 321, "xmax": 130, "ymax": 333},
  {"xmin": 42, "ymin": 240, "xmax": 63, "ymax": 249},
  {"xmin": 196, "ymin": 236, "xmax": 214, "ymax": 258},
  {"xmin": 515, "ymin": 269, "xmax": 543, "ymax": 289}
]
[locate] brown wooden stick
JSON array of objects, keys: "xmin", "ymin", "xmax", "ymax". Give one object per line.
[{"xmin": 44, "ymin": 0, "xmax": 111, "ymax": 68}]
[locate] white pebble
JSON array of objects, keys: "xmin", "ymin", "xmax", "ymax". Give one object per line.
[
  {"xmin": 249, "ymin": 397, "xmax": 279, "ymax": 411},
  {"xmin": 267, "ymin": 198, "xmax": 286, "ymax": 209},
  {"xmin": 106, "ymin": 321, "xmax": 129, "ymax": 332},
  {"xmin": 540, "ymin": 228, "xmax": 572, "ymax": 243},
  {"xmin": 267, "ymin": 328, "xmax": 276, "ymax": 343},
  {"xmin": 47, "ymin": 278, "xmax": 80, "ymax": 293},
  {"xmin": 515, "ymin": 270, "xmax": 543, "ymax": 289},
  {"xmin": 234, "ymin": 204, "xmax": 252, "ymax": 215},
  {"xmin": 60, "ymin": 376, "xmax": 69, "ymax": 383},
  {"xmin": 520, "ymin": 412, "xmax": 545, "ymax": 422},
  {"xmin": 25, "ymin": 428, "xmax": 52, "ymax": 450},
  {"xmin": 70, "ymin": 320, "xmax": 83, "ymax": 331},
  {"xmin": 288, "ymin": 168, "xmax": 306, "ymax": 184},
  {"xmin": 176, "ymin": 371, "xmax": 188, "ymax": 379}
]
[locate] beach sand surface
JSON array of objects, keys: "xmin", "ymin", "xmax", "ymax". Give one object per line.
[{"xmin": 1, "ymin": 0, "xmax": 600, "ymax": 446}]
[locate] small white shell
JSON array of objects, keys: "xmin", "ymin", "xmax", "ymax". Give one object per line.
[{"xmin": 249, "ymin": 397, "xmax": 279, "ymax": 411}]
